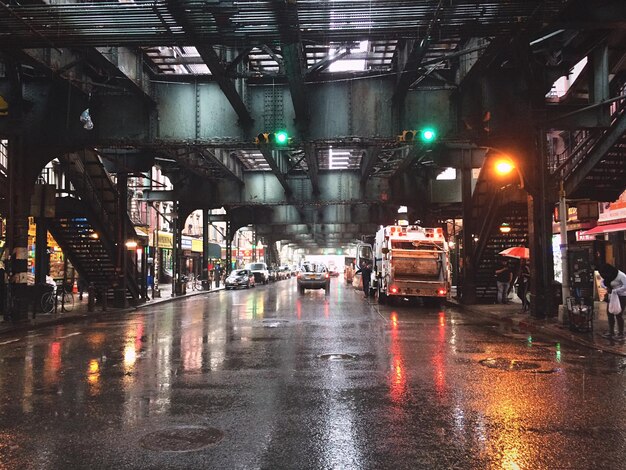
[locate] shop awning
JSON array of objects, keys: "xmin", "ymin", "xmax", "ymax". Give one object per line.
[
  {"xmin": 135, "ymin": 226, "xmax": 149, "ymax": 238},
  {"xmin": 581, "ymin": 222, "xmax": 626, "ymax": 236}
]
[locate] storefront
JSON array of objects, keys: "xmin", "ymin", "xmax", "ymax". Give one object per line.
[{"xmin": 581, "ymin": 191, "xmax": 626, "ymax": 268}]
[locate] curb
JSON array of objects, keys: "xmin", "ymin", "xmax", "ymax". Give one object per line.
[{"xmin": 0, "ymin": 287, "xmax": 224, "ymax": 337}]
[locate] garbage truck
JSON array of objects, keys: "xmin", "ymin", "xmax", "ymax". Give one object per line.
[{"xmin": 356, "ymin": 224, "xmax": 451, "ymax": 304}]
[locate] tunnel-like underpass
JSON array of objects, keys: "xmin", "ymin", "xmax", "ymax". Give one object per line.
[{"xmin": 0, "ymin": 278, "xmax": 625, "ymax": 469}]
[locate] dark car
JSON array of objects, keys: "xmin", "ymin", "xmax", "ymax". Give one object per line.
[
  {"xmin": 225, "ymin": 269, "xmax": 255, "ymax": 289},
  {"xmin": 297, "ymin": 262, "xmax": 330, "ymax": 295}
]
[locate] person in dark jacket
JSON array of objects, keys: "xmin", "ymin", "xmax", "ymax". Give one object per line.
[
  {"xmin": 355, "ymin": 263, "xmax": 373, "ymax": 298},
  {"xmin": 517, "ymin": 259, "xmax": 530, "ymax": 312},
  {"xmin": 598, "ymin": 263, "xmax": 626, "ymax": 339}
]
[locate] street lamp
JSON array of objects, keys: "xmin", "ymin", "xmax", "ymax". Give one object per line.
[{"xmin": 492, "ymin": 154, "xmax": 525, "ymax": 189}]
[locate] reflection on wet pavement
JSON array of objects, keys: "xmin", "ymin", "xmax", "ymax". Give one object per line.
[{"xmin": 1, "ymin": 278, "xmax": 626, "ymax": 468}]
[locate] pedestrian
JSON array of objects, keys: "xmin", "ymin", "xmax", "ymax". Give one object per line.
[
  {"xmin": 517, "ymin": 259, "xmax": 530, "ymax": 312},
  {"xmin": 355, "ymin": 263, "xmax": 373, "ymax": 298},
  {"xmin": 495, "ymin": 258, "xmax": 512, "ymax": 304},
  {"xmin": 598, "ymin": 263, "xmax": 626, "ymax": 339},
  {"xmin": 77, "ymin": 276, "xmax": 87, "ymax": 301},
  {"xmin": 214, "ymin": 264, "xmax": 221, "ymax": 288}
]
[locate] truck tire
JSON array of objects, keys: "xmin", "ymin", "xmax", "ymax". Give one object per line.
[{"xmin": 299, "ymin": 285, "xmax": 305, "ymax": 295}]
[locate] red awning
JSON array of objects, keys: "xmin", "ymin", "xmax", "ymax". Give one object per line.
[{"xmin": 582, "ymin": 222, "xmax": 626, "ymax": 236}]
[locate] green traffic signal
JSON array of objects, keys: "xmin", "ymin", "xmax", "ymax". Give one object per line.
[
  {"xmin": 275, "ymin": 131, "xmax": 289, "ymax": 145},
  {"xmin": 420, "ymin": 127, "xmax": 437, "ymax": 143}
]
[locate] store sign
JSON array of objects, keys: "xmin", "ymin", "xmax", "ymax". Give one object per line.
[
  {"xmin": 598, "ymin": 190, "xmax": 626, "ymax": 223},
  {"xmin": 575, "ymin": 231, "xmax": 596, "ymax": 242},
  {"xmin": 157, "ymin": 231, "xmax": 173, "ymax": 249}
]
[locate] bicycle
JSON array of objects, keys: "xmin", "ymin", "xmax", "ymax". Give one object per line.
[
  {"xmin": 40, "ymin": 286, "xmax": 75, "ymax": 314},
  {"xmin": 186, "ymin": 274, "xmax": 202, "ymax": 291}
]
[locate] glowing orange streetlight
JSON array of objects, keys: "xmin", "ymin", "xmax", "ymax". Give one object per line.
[
  {"xmin": 495, "ymin": 160, "xmax": 515, "ymax": 176},
  {"xmin": 493, "ymin": 155, "xmax": 525, "ymax": 189}
]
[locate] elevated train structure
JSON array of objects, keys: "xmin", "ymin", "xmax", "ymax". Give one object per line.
[{"xmin": 0, "ymin": 0, "xmax": 625, "ymax": 317}]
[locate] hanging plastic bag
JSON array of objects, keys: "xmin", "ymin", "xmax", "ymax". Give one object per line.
[{"xmin": 608, "ymin": 291, "xmax": 622, "ymax": 315}]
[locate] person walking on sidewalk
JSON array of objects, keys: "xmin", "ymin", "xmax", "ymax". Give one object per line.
[
  {"xmin": 598, "ymin": 263, "xmax": 626, "ymax": 339},
  {"xmin": 355, "ymin": 263, "xmax": 373, "ymax": 298},
  {"xmin": 495, "ymin": 258, "xmax": 512, "ymax": 304}
]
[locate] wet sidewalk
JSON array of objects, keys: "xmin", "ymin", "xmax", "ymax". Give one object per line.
[
  {"xmin": 449, "ymin": 296, "xmax": 626, "ymax": 356},
  {"xmin": 0, "ymin": 282, "xmax": 225, "ymax": 336}
]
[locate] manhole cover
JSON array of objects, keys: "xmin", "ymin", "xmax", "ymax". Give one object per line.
[
  {"xmin": 479, "ymin": 358, "xmax": 541, "ymax": 371},
  {"xmin": 319, "ymin": 353, "xmax": 357, "ymax": 361},
  {"xmin": 139, "ymin": 426, "xmax": 223, "ymax": 452},
  {"xmin": 262, "ymin": 320, "xmax": 288, "ymax": 328}
]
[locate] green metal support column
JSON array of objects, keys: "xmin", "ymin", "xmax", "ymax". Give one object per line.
[
  {"xmin": 6, "ymin": 138, "xmax": 33, "ymax": 320},
  {"xmin": 526, "ymin": 133, "xmax": 556, "ymax": 319},
  {"xmin": 115, "ymin": 172, "xmax": 128, "ymax": 308},
  {"xmin": 225, "ymin": 220, "xmax": 232, "ymax": 275},
  {"xmin": 202, "ymin": 208, "xmax": 209, "ymax": 288},
  {"xmin": 460, "ymin": 148, "xmax": 476, "ymax": 304}
]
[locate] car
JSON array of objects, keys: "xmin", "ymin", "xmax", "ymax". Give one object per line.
[
  {"xmin": 280, "ymin": 266, "xmax": 292, "ymax": 280},
  {"xmin": 297, "ymin": 262, "xmax": 330, "ymax": 295},
  {"xmin": 225, "ymin": 269, "xmax": 255, "ymax": 289},
  {"xmin": 247, "ymin": 262, "xmax": 270, "ymax": 284},
  {"xmin": 268, "ymin": 267, "xmax": 278, "ymax": 282}
]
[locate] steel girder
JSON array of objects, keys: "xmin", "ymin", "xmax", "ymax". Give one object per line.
[
  {"xmin": 154, "ymin": 80, "xmax": 452, "ymax": 143},
  {"xmin": 142, "ymin": 172, "xmax": 390, "ymax": 208}
]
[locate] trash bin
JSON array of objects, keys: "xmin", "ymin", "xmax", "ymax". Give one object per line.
[
  {"xmin": 567, "ymin": 297, "xmax": 593, "ymax": 332},
  {"xmin": 175, "ymin": 281, "xmax": 186, "ymax": 295}
]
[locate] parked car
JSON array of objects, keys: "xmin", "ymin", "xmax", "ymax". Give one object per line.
[
  {"xmin": 247, "ymin": 262, "xmax": 270, "ymax": 284},
  {"xmin": 280, "ymin": 266, "xmax": 292, "ymax": 280},
  {"xmin": 297, "ymin": 262, "xmax": 330, "ymax": 294},
  {"xmin": 225, "ymin": 269, "xmax": 255, "ymax": 289},
  {"xmin": 268, "ymin": 267, "xmax": 278, "ymax": 282}
]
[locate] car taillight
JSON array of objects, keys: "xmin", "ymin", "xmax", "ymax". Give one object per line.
[
  {"xmin": 438, "ymin": 288, "xmax": 446, "ymax": 296},
  {"xmin": 390, "ymin": 286, "xmax": 398, "ymax": 294},
  {"xmin": 298, "ymin": 273, "xmax": 303, "ymax": 279},
  {"xmin": 325, "ymin": 273, "xmax": 329, "ymax": 279}
]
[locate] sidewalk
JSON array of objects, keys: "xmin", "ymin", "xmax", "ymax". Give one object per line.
[
  {"xmin": 0, "ymin": 283, "xmax": 225, "ymax": 337},
  {"xmin": 448, "ymin": 296, "xmax": 626, "ymax": 356}
]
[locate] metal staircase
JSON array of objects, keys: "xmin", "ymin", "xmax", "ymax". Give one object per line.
[
  {"xmin": 49, "ymin": 198, "xmax": 119, "ymax": 290},
  {"xmin": 49, "ymin": 151, "xmax": 140, "ymax": 301},
  {"xmin": 555, "ymin": 80, "xmax": 626, "ymax": 201},
  {"xmin": 468, "ymin": 153, "xmax": 528, "ymax": 301}
]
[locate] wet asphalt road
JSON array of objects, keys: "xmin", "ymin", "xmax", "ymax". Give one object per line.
[{"xmin": 1, "ymin": 278, "xmax": 626, "ymax": 469}]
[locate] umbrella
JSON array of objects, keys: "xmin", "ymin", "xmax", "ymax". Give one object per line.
[{"xmin": 499, "ymin": 246, "xmax": 529, "ymax": 259}]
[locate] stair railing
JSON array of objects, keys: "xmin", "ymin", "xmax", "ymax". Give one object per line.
[{"xmin": 551, "ymin": 78, "xmax": 626, "ymax": 182}]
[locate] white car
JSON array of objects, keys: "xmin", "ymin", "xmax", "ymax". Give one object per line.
[{"xmin": 247, "ymin": 262, "xmax": 270, "ymax": 284}]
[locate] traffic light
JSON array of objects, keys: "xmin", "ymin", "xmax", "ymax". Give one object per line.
[
  {"xmin": 274, "ymin": 130, "xmax": 289, "ymax": 145},
  {"xmin": 420, "ymin": 127, "xmax": 437, "ymax": 144},
  {"xmin": 255, "ymin": 131, "xmax": 290, "ymax": 145},
  {"xmin": 397, "ymin": 128, "xmax": 437, "ymax": 144},
  {"xmin": 398, "ymin": 130, "xmax": 417, "ymax": 142}
]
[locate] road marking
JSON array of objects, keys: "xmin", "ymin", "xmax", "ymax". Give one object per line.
[
  {"xmin": 57, "ymin": 332, "xmax": 82, "ymax": 339},
  {"xmin": 0, "ymin": 338, "xmax": 21, "ymax": 346}
]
